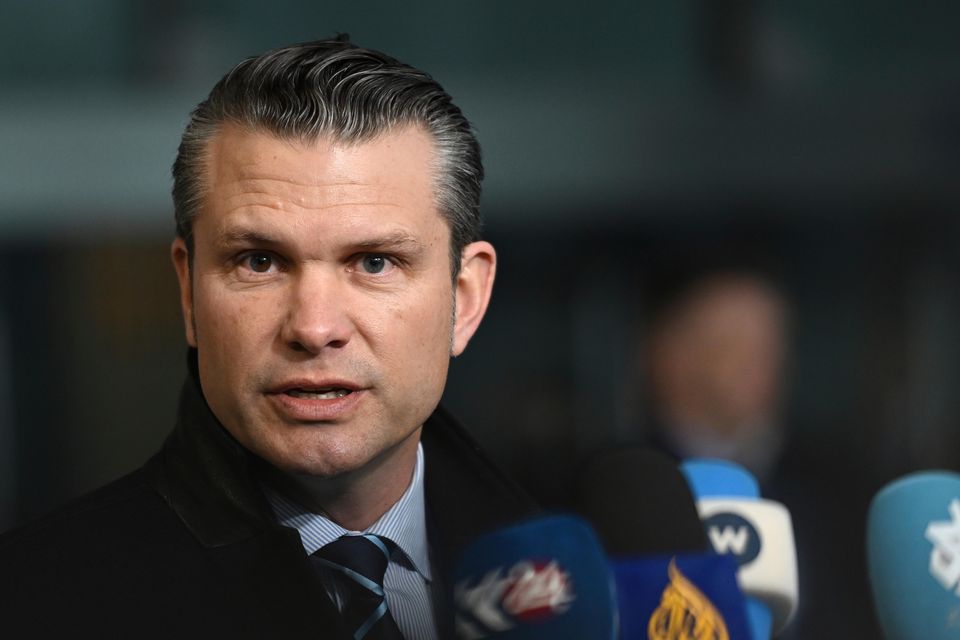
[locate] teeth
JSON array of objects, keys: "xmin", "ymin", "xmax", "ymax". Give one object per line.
[{"xmin": 287, "ymin": 389, "xmax": 351, "ymax": 400}]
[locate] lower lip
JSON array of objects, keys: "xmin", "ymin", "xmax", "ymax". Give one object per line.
[{"xmin": 267, "ymin": 389, "xmax": 365, "ymax": 422}]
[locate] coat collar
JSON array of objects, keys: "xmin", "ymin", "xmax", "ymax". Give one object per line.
[{"xmin": 144, "ymin": 350, "xmax": 275, "ymax": 547}]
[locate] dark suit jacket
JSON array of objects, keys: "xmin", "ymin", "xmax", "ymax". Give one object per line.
[{"xmin": 0, "ymin": 356, "xmax": 538, "ymax": 638}]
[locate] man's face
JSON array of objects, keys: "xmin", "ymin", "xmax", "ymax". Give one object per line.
[{"xmin": 171, "ymin": 124, "xmax": 495, "ymax": 480}]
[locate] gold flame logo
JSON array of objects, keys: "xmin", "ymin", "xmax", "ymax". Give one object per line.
[{"xmin": 648, "ymin": 558, "xmax": 730, "ymax": 640}]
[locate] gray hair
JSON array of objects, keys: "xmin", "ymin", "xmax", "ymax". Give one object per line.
[{"xmin": 172, "ymin": 36, "xmax": 484, "ymax": 275}]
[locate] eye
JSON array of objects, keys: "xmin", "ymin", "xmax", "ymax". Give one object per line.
[
  {"xmin": 241, "ymin": 252, "xmax": 276, "ymax": 273},
  {"xmin": 359, "ymin": 254, "xmax": 392, "ymax": 275}
]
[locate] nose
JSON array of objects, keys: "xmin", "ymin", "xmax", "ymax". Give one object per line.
[{"xmin": 280, "ymin": 268, "xmax": 354, "ymax": 354}]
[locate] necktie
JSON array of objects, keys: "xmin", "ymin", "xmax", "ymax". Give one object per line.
[{"xmin": 312, "ymin": 534, "xmax": 405, "ymax": 640}]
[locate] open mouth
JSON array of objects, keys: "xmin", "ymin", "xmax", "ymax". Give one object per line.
[{"xmin": 285, "ymin": 388, "xmax": 353, "ymax": 400}]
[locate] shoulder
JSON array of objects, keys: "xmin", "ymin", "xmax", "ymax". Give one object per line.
[
  {"xmin": 1, "ymin": 467, "xmax": 155, "ymax": 547},
  {"xmin": 0, "ymin": 460, "xmax": 202, "ymax": 609},
  {"xmin": 0, "ymin": 464, "xmax": 186, "ymax": 557},
  {"xmin": 0, "ymin": 463, "xmax": 275, "ymax": 636}
]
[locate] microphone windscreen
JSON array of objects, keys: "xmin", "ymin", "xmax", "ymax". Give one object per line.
[
  {"xmin": 575, "ymin": 448, "xmax": 708, "ymax": 556},
  {"xmin": 867, "ymin": 471, "xmax": 960, "ymax": 640},
  {"xmin": 452, "ymin": 514, "xmax": 617, "ymax": 639}
]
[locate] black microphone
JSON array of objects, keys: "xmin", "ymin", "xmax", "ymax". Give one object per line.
[{"xmin": 576, "ymin": 447, "xmax": 708, "ymax": 556}]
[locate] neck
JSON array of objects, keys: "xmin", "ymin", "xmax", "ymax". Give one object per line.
[{"xmin": 262, "ymin": 429, "xmax": 421, "ymax": 531}]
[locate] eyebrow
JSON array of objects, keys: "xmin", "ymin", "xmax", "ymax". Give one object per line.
[
  {"xmin": 215, "ymin": 228, "xmax": 425, "ymax": 253},
  {"xmin": 349, "ymin": 231, "xmax": 425, "ymax": 253},
  {"xmin": 216, "ymin": 229, "xmax": 283, "ymax": 247}
]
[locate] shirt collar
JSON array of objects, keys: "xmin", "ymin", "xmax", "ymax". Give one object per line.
[{"xmin": 266, "ymin": 443, "xmax": 432, "ymax": 581}]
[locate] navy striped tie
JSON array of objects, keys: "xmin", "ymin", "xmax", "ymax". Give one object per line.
[{"xmin": 312, "ymin": 534, "xmax": 405, "ymax": 640}]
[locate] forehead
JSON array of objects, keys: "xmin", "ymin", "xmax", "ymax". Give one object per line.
[
  {"xmin": 188, "ymin": 124, "xmax": 451, "ymax": 257},
  {"xmin": 204, "ymin": 123, "xmax": 438, "ymax": 200}
]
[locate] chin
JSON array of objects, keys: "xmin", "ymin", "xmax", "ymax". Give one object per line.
[
  {"xmin": 260, "ymin": 450, "xmax": 348, "ymax": 479},
  {"xmin": 267, "ymin": 442, "xmax": 375, "ymax": 479}
]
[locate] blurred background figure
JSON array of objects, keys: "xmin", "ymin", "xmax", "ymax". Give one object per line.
[
  {"xmin": 636, "ymin": 252, "xmax": 880, "ymax": 638},
  {"xmin": 644, "ymin": 267, "xmax": 789, "ymax": 481}
]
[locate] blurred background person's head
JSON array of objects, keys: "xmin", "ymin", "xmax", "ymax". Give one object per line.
[{"xmin": 643, "ymin": 264, "xmax": 790, "ymax": 480}]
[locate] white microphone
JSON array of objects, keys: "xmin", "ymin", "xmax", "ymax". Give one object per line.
[{"xmin": 681, "ymin": 458, "xmax": 799, "ymax": 638}]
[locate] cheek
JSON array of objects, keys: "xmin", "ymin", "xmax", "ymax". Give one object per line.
[
  {"xmin": 367, "ymin": 288, "xmax": 453, "ymax": 375},
  {"xmin": 406, "ymin": 287, "xmax": 454, "ymax": 350},
  {"xmin": 194, "ymin": 284, "xmax": 277, "ymax": 363}
]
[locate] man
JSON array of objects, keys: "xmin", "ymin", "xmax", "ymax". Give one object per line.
[{"xmin": 0, "ymin": 37, "xmax": 536, "ymax": 638}]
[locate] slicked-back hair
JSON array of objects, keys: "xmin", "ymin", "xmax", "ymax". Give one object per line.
[{"xmin": 172, "ymin": 36, "xmax": 484, "ymax": 275}]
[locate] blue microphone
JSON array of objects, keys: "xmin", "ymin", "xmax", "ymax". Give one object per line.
[
  {"xmin": 452, "ymin": 513, "xmax": 618, "ymax": 639},
  {"xmin": 681, "ymin": 459, "xmax": 799, "ymax": 640},
  {"xmin": 867, "ymin": 470, "xmax": 960, "ymax": 639}
]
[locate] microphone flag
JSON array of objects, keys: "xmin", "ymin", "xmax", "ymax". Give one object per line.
[
  {"xmin": 453, "ymin": 513, "xmax": 617, "ymax": 639},
  {"xmin": 613, "ymin": 552, "xmax": 752, "ymax": 640}
]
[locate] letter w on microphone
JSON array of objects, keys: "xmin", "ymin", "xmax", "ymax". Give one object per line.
[{"xmin": 704, "ymin": 513, "xmax": 761, "ymax": 565}]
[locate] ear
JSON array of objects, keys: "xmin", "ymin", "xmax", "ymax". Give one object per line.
[
  {"xmin": 170, "ymin": 237, "xmax": 198, "ymax": 347},
  {"xmin": 452, "ymin": 241, "xmax": 497, "ymax": 356}
]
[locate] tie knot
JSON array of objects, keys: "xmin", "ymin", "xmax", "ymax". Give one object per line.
[
  {"xmin": 313, "ymin": 534, "xmax": 394, "ymax": 587},
  {"xmin": 311, "ymin": 534, "xmax": 405, "ymax": 639}
]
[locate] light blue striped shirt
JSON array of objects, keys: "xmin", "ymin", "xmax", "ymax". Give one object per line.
[{"xmin": 266, "ymin": 444, "xmax": 437, "ymax": 640}]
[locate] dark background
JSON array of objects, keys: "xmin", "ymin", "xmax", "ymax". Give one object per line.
[{"xmin": 2, "ymin": 1, "xmax": 959, "ymax": 637}]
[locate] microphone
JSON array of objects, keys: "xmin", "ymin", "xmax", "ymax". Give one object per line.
[
  {"xmin": 867, "ymin": 470, "xmax": 960, "ymax": 639},
  {"xmin": 680, "ymin": 459, "xmax": 799, "ymax": 639},
  {"xmin": 452, "ymin": 513, "xmax": 618, "ymax": 639},
  {"xmin": 576, "ymin": 448, "xmax": 752, "ymax": 639}
]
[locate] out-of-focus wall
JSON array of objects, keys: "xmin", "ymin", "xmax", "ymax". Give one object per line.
[{"xmin": 3, "ymin": 1, "xmax": 958, "ymax": 233}]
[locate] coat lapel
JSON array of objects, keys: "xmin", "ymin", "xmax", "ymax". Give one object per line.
[{"xmin": 421, "ymin": 405, "xmax": 540, "ymax": 637}]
